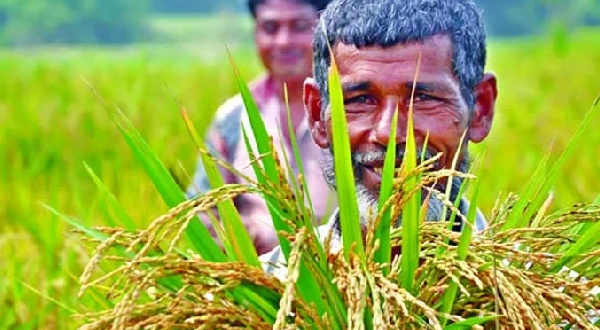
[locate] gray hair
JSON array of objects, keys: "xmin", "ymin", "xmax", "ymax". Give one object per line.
[{"xmin": 313, "ymin": 0, "xmax": 488, "ymax": 118}]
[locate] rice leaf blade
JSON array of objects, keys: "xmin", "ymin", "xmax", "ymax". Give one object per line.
[
  {"xmin": 374, "ymin": 108, "xmax": 399, "ymax": 274},
  {"xmin": 505, "ymin": 96, "xmax": 598, "ymax": 231},
  {"xmin": 83, "ymin": 162, "xmax": 136, "ymax": 230},
  {"xmin": 552, "ymin": 214, "xmax": 600, "ymax": 271},
  {"xmin": 112, "ymin": 111, "xmax": 226, "ymax": 262},
  {"xmin": 439, "ymin": 158, "xmax": 483, "ymax": 327},
  {"xmin": 278, "ymin": 102, "xmax": 329, "ymax": 269},
  {"xmin": 283, "ymin": 83, "xmax": 316, "ymax": 221},
  {"xmin": 235, "ymin": 71, "xmax": 342, "ymax": 329},
  {"xmin": 520, "ymin": 98, "xmax": 599, "ymax": 227},
  {"xmin": 226, "ymin": 49, "xmax": 280, "ymax": 187},
  {"xmin": 501, "ymin": 154, "xmax": 549, "ymax": 230},
  {"xmin": 180, "ymin": 107, "xmax": 259, "ymax": 267},
  {"xmin": 228, "ymin": 51, "xmax": 297, "ymax": 262},
  {"xmin": 328, "ymin": 44, "xmax": 365, "ymax": 261},
  {"xmin": 444, "ymin": 316, "xmax": 498, "ymax": 330},
  {"xmin": 436, "ymin": 178, "xmax": 470, "ymax": 257},
  {"xmin": 42, "ymin": 204, "xmax": 183, "ymax": 293},
  {"xmin": 400, "ymin": 55, "xmax": 422, "ymax": 294}
]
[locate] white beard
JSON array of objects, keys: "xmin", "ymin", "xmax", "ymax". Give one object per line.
[{"xmin": 319, "ymin": 146, "xmax": 469, "ymax": 227}]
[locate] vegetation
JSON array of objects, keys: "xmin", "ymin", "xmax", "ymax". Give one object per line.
[
  {"xmin": 1, "ymin": 0, "xmax": 599, "ymax": 46},
  {"xmin": 63, "ymin": 33, "xmax": 600, "ymax": 329},
  {"xmin": 0, "ymin": 0, "xmax": 150, "ymax": 45},
  {"xmin": 1, "ymin": 25, "xmax": 600, "ymax": 329}
]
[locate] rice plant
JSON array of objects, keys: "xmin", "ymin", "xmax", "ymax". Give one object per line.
[{"xmin": 54, "ymin": 52, "xmax": 600, "ymax": 330}]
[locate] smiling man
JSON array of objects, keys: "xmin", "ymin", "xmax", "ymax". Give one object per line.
[{"xmin": 261, "ymin": 0, "xmax": 498, "ymax": 275}]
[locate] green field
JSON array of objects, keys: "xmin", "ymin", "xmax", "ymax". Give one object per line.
[{"xmin": 1, "ymin": 23, "xmax": 600, "ymax": 329}]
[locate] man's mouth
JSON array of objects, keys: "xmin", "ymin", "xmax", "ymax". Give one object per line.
[
  {"xmin": 272, "ymin": 50, "xmax": 302, "ymax": 63},
  {"xmin": 353, "ymin": 146, "xmax": 442, "ymax": 192},
  {"xmin": 361, "ymin": 159, "xmax": 403, "ymax": 190},
  {"xmin": 363, "ymin": 165, "xmax": 385, "ymax": 176},
  {"xmin": 362, "ymin": 159, "xmax": 402, "ymax": 175}
]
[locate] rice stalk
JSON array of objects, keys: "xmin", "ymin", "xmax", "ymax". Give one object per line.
[{"xmin": 72, "ymin": 152, "xmax": 600, "ymax": 329}]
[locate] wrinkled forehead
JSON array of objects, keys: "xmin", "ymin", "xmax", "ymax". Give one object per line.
[
  {"xmin": 255, "ymin": 0, "xmax": 319, "ymax": 21},
  {"xmin": 331, "ymin": 35, "xmax": 456, "ymax": 84}
]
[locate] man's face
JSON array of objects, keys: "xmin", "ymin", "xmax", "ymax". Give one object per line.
[
  {"xmin": 305, "ymin": 35, "xmax": 497, "ymax": 224},
  {"xmin": 254, "ymin": 0, "xmax": 318, "ymax": 82}
]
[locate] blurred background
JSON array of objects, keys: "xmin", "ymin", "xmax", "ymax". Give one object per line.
[{"xmin": 1, "ymin": 1, "xmax": 599, "ymax": 329}]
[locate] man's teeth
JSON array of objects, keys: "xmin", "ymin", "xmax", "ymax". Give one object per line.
[{"xmin": 373, "ymin": 167, "xmax": 383, "ymax": 175}]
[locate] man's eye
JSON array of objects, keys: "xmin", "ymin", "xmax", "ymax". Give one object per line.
[
  {"xmin": 292, "ymin": 20, "xmax": 311, "ymax": 32},
  {"xmin": 344, "ymin": 95, "xmax": 375, "ymax": 105},
  {"xmin": 413, "ymin": 93, "xmax": 438, "ymax": 102},
  {"xmin": 261, "ymin": 22, "xmax": 279, "ymax": 34}
]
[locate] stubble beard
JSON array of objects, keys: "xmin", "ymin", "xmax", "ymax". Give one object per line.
[{"xmin": 319, "ymin": 145, "xmax": 470, "ymax": 228}]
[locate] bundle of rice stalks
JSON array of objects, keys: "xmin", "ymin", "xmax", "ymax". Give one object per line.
[
  {"xmin": 71, "ymin": 169, "xmax": 600, "ymax": 330},
  {"xmin": 65, "ymin": 58, "xmax": 600, "ymax": 330}
]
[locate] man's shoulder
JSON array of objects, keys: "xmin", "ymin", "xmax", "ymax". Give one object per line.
[
  {"xmin": 212, "ymin": 73, "xmax": 271, "ymax": 122},
  {"xmin": 212, "ymin": 94, "xmax": 245, "ymax": 124}
]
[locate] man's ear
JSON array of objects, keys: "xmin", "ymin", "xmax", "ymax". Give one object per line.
[
  {"xmin": 468, "ymin": 73, "xmax": 498, "ymax": 143},
  {"xmin": 304, "ymin": 77, "xmax": 330, "ymax": 148}
]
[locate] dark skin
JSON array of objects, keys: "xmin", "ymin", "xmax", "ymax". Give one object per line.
[{"xmin": 304, "ymin": 35, "xmax": 498, "ymax": 193}]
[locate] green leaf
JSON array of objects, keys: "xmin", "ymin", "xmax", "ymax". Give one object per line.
[
  {"xmin": 113, "ymin": 108, "xmax": 280, "ymax": 322},
  {"xmin": 328, "ymin": 45, "xmax": 365, "ymax": 261},
  {"xmin": 439, "ymin": 130, "xmax": 468, "ymax": 225},
  {"xmin": 227, "ymin": 50, "xmax": 295, "ymax": 261},
  {"xmin": 226, "ymin": 50, "xmax": 280, "ymax": 188},
  {"xmin": 283, "ymin": 84, "xmax": 316, "ymax": 222},
  {"xmin": 439, "ymin": 156, "xmax": 484, "ymax": 327},
  {"xmin": 80, "ymin": 83, "xmax": 283, "ymax": 325},
  {"xmin": 83, "ymin": 162, "xmax": 136, "ymax": 230},
  {"xmin": 278, "ymin": 96, "xmax": 329, "ymax": 271},
  {"xmin": 112, "ymin": 109, "xmax": 227, "ymax": 262},
  {"xmin": 42, "ymin": 204, "xmax": 184, "ymax": 293},
  {"xmin": 552, "ymin": 207, "xmax": 600, "ymax": 271},
  {"xmin": 436, "ymin": 178, "xmax": 470, "ymax": 257},
  {"xmin": 400, "ymin": 56, "xmax": 422, "ymax": 295},
  {"xmin": 567, "ymin": 194, "xmax": 600, "ymax": 241},
  {"xmin": 444, "ymin": 316, "xmax": 498, "ymax": 330},
  {"xmin": 180, "ymin": 107, "xmax": 259, "ymax": 267},
  {"xmin": 374, "ymin": 108, "xmax": 399, "ymax": 275},
  {"xmin": 232, "ymin": 57, "xmax": 344, "ymax": 329},
  {"xmin": 505, "ymin": 96, "xmax": 599, "ymax": 230},
  {"xmin": 501, "ymin": 154, "xmax": 549, "ymax": 231}
]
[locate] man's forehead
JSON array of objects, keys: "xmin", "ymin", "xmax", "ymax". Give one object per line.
[
  {"xmin": 330, "ymin": 35, "xmax": 455, "ymax": 84},
  {"xmin": 256, "ymin": 0, "xmax": 318, "ymax": 21},
  {"xmin": 331, "ymin": 35, "xmax": 453, "ymax": 65}
]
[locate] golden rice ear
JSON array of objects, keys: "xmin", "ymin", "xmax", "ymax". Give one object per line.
[{"xmin": 74, "ymin": 167, "xmax": 600, "ymax": 330}]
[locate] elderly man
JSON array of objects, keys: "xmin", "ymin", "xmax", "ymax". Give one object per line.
[
  {"xmin": 261, "ymin": 0, "xmax": 498, "ymax": 275},
  {"xmin": 186, "ymin": 0, "xmax": 336, "ymax": 255}
]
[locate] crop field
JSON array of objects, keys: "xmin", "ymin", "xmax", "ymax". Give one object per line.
[{"xmin": 1, "ymin": 19, "xmax": 599, "ymax": 329}]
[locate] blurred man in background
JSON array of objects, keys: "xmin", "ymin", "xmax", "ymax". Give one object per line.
[{"xmin": 186, "ymin": 0, "xmax": 335, "ymax": 255}]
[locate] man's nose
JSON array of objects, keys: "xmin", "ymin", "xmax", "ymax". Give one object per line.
[
  {"xmin": 274, "ymin": 27, "xmax": 292, "ymax": 46},
  {"xmin": 374, "ymin": 102, "xmax": 407, "ymax": 147}
]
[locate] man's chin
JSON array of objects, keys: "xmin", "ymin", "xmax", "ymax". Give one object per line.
[
  {"xmin": 270, "ymin": 66, "xmax": 311, "ymax": 81},
  {"xmin": 355, "ymin": 183, "xmax": 381, "ymax": 224},
  {"xmin": 360, "ymin": 165, "xmax": 384, "ymax": 192}
]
